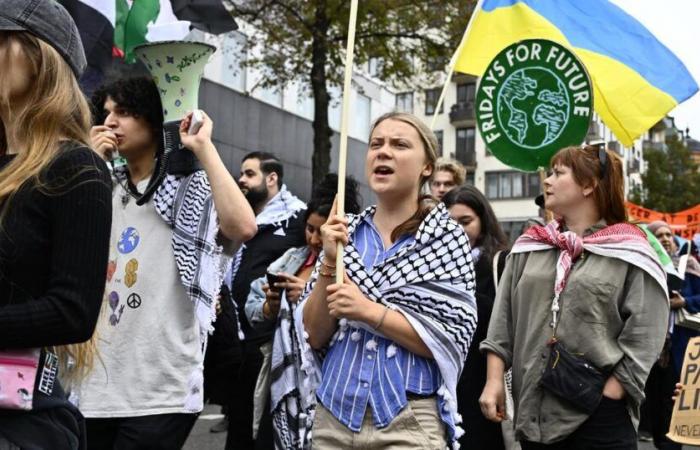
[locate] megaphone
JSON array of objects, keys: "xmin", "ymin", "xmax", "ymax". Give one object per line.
[{"xmin": 132, "ymin": 40, "xmax": 216, "ymax": 204}]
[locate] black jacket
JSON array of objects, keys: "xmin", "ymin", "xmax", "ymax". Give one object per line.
[
  {"xmin": 204, "ymin": 205, "xmax": 305, "ymax": 404},
  {"xmin": 231, "ymin": 213, "xmax": 306, "ymax": 342},
  {"xmin": 457, "ymin": 250, "xmax": 508, "ymax": 450}
]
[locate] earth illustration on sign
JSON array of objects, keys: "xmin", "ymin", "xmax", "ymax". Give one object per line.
[
  {"xmin": 476, "ymin": 39, "xmax": 593, "ymax": 171},
  {"xmin": 498, "ymin": 68, "xmax": 569, "ymax": 148}
]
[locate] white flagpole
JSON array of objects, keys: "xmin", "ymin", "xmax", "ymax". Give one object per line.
[{"xmin": 336, "ymin": 0, "xmax": 359, "ymax": 282}]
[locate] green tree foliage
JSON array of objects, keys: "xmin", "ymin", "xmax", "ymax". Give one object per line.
[
  {"xmin": 226, "ymin": 0, "xmax": 475, "ymax": 186},
  {"xmin": 631, "ymin": 135, "xmax": 700, "ymax": 212}
]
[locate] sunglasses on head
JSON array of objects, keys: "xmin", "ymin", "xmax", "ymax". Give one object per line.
[
  {"xmin": 583, "ymin": 143, "xmax": 607, "ymax": 178},
  {"xmin": 597, "ymin": 145, "xmax": 607, "ymax": 177}
]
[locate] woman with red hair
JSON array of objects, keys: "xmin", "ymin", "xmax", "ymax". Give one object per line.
[{"xmin": 479, "ymin": 145, "xmax": 669, "ymax": 449}]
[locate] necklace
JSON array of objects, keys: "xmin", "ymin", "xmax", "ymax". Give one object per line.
[
  {"xmin": 114, "ymin": 160, "xmax": 156, "ymax": 207},
  {"xmin": 118, "ymin": 177, "xmax": 141, "ymax": 207}
]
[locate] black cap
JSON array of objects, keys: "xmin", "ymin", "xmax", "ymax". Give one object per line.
[{"xmin": 0, "ymin": 0, "xmax": 87, "ymax": 78}]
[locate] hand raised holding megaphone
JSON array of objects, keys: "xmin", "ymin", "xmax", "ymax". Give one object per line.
[{"xmin": 179, "ymin": 110, "xmax": 215, "ymax": 158}]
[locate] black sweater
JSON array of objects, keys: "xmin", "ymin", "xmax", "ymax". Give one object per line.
[{"xmin": 0, "ymin": 144, "xmax": 112, "ymax": 348}]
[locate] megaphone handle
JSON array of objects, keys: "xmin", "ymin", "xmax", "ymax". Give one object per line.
[{"xmin": 162, "ymin": 120, "xmax": 201, "ymax": 175}]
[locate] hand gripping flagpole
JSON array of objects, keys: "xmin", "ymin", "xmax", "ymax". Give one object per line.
[{"xmin": 336, "ymin": 0, "xmax": 359, "ymax": 283}]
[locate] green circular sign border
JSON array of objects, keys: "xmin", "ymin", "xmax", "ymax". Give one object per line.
[{"xmin": 475, "ymin": 39, "xmax": 593, "ymax": 172}]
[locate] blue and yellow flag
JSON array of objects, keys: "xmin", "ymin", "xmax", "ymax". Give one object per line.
[{"xmin": 455, "ymin": 0, "xmax": 698, "ymax": 146}]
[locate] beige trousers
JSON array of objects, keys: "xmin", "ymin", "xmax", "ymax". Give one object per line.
[{"xmin": 312, "ymin": 397, "xmax": 447, "ymax": 450}]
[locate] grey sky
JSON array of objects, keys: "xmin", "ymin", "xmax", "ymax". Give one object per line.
[{"xmin": 611, "ymin": 0, "xmax": 700, "ymax": 140}]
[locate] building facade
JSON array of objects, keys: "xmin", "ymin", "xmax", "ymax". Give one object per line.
[{"xmin": 190, "ymin": 27, "xmax": 396, "ymax": 202}]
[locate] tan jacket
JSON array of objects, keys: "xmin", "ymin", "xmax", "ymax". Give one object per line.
[{"xmin": 481, "ymin": 238, "xmax": 668, "ymax": 444}]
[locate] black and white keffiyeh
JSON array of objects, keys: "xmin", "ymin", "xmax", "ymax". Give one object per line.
[
  {"xmin": 289, "ymin": 203, "xmax": 477, "ymax": 449},
  {"xmin": 270, "ymin": 288, "xmax": 308, "ymax": 449},
  {"xmin": 114, "ymin": 168, "xmax": 233, "ymax": 411}
]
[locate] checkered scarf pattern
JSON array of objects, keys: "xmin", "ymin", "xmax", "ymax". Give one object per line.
[
  {"xmin": 294, "ymin": 203, "xmax": 478, "ymax": 448},
  {"xmin": 512, "ymin": 220, "xmax": 668, "ymax": 328}
]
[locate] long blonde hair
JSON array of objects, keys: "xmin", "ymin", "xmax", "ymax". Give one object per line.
[
  {"xmin": 0, "ymin": 32, "xmax": 98, "ymax": 384},
  {"xmin": 0, "ymin": 32, "xmax": 92, "ymax": 206}
]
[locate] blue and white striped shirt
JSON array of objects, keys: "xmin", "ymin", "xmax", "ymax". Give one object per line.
[{"xmin": 317, "ymin": 215, "xmax": 444, "ymax": 431}]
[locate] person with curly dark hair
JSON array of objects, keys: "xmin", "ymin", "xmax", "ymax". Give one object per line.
[
  {"xmin": 75, "ymin": 76, "xmax": 257, "ymax": 449},
  {"xmin": 90, "ymin": 76, "xmax": 165, "ymax": 158}
]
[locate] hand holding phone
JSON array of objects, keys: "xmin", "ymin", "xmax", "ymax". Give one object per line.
[{"xmin": 267, "ymin": 271, "xmax": 284, "ymax": 292}]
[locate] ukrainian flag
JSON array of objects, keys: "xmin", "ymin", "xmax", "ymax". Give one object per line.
[{"xmin": 455, "ymin": 0, "xmax": 698, "ymax": 146}]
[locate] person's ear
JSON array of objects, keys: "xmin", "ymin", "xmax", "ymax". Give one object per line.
[
  {"xmin": 422, "ymin": 163, "xmax": 433, "ymax": 178},
  {"xmin": 267, "ymin": 172, "xmax": 278, "ymax": 189},
  {"xmin": 582, "ymin": 181, "xmax": 597, "ymax": 197}
]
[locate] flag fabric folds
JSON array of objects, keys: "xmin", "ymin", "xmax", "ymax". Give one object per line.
[{"xmin": 455, "ymin": 0, "xmax": 699, "ymax": 146}]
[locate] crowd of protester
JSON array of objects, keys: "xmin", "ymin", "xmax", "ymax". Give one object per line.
[{"xmin": 2, "ymin": 4, "xmax": 699, "ymax": 450}]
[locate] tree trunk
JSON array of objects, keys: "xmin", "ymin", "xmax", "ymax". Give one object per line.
[{"xmin": 310, "ymin": 0, "xmax": 332, "ymax": 188}]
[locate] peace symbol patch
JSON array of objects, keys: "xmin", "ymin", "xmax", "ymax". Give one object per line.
[{"xmin": 127, "ymin": 293, "xmax": 142, "ymax": 309}]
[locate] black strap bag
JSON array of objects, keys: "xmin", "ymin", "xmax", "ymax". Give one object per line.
[{"xmin": 540, "ymin": 338, "xmax": 607, "ymax": 414}]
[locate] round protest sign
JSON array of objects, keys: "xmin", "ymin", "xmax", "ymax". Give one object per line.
[{"xmin": 476, "ymin": 39, "xmax": 593, "ymax": 171}]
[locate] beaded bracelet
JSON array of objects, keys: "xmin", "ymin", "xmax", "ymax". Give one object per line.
[
  {"xmin": 318, "ymin": 265, "xmax": 335, "ymax": 278},
  {"xmin": 320, "ymin": 258, "xmax": 336, "ymax": 270}
]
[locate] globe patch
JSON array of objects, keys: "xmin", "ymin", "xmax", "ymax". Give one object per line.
[{"xmin": 476, "ymin": 39, "xmax": 593, "ymax": 171}]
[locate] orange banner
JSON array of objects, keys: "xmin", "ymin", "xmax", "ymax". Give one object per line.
[{"xmin": 626, "ymin": 202, "xmax": 700, "ymax": 239}]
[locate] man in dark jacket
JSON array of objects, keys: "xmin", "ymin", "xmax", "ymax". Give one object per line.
[{"xmin": 205, "ymin": 152, "xmax": 306, "ymax": 450}]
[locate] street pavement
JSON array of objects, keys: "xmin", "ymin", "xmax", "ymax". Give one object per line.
[
  {"xmin": 183, "ymin": 404, "xmax": 675, "ymax": 449},
  {"xmin": 183, "ymin": 404, "xmax": 226, "ymax": 450}
]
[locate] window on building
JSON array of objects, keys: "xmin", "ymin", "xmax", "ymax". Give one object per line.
[
  {"xmin": 351, "ymin": 93, "xmax": 371, "ymax": 139},
  {"xmin": 434, "ymin": 130, "xmax": 443, "ymax": 152},
  {"xmin": 455, "ymin": 127, "xmax": 475, "ymax": 165},
  {"xmin": 368, "ymin": 57, "xmax": 384, "ymax": 77},
  {"xmin": 485, "ymin": 171, "xmax": 541, "ymax": 199},
  {"xmin": 426, "ymin": 55, "xmax": 447, "ymax": 72},
  {"xmin": 456, "ymin": 82, "xmax": 476, "ymax": 104},
  {"xmin": 512, "ymin": 174, "xmax": 523, "ymax": 197},
  {"xmin": 528, "ymin": 174, "xmax": 540, "ymax": 198},
  {"xmin": 425, "ymin": 88, "xmax": 443, "ymax": 115},
  {"xmin": 465, "ymin": 171, "xmax": 475, "ymax": 186},
  {"xmin": 486, "ymin": 173, "xmax": 499, "ymax": 198},
  {"xmin": 221, "ymin": 31, "xmax": 247, "ymax": 91},
  {"xmin": 259, "ymin": 82, "xmax": 282, "ymax": 107},
  {"xmin": 395, "ymin": 92, "xmax": 413, "ymax": 113},
  {"xmin": 499, "ymin": 173, "xmax": 512, "ymax": 198},
  {"xmin": 500, "ymin": 221, "xmax": 527, "ymax": 243}
]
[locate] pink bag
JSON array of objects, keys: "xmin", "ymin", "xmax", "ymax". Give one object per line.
[{"xmin": 0, "ymin": 349, "xmax": 40, "ymax": 410}]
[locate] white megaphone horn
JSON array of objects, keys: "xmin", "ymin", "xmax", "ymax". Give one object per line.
[{"xmin": 132, "ymin": 40, "xmax": 216, "ymax": 204}]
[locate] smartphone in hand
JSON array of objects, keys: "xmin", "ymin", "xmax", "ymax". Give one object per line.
[{"xmin": 267, "ymin": 272, "xmax": 284, "ymax": 292}]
